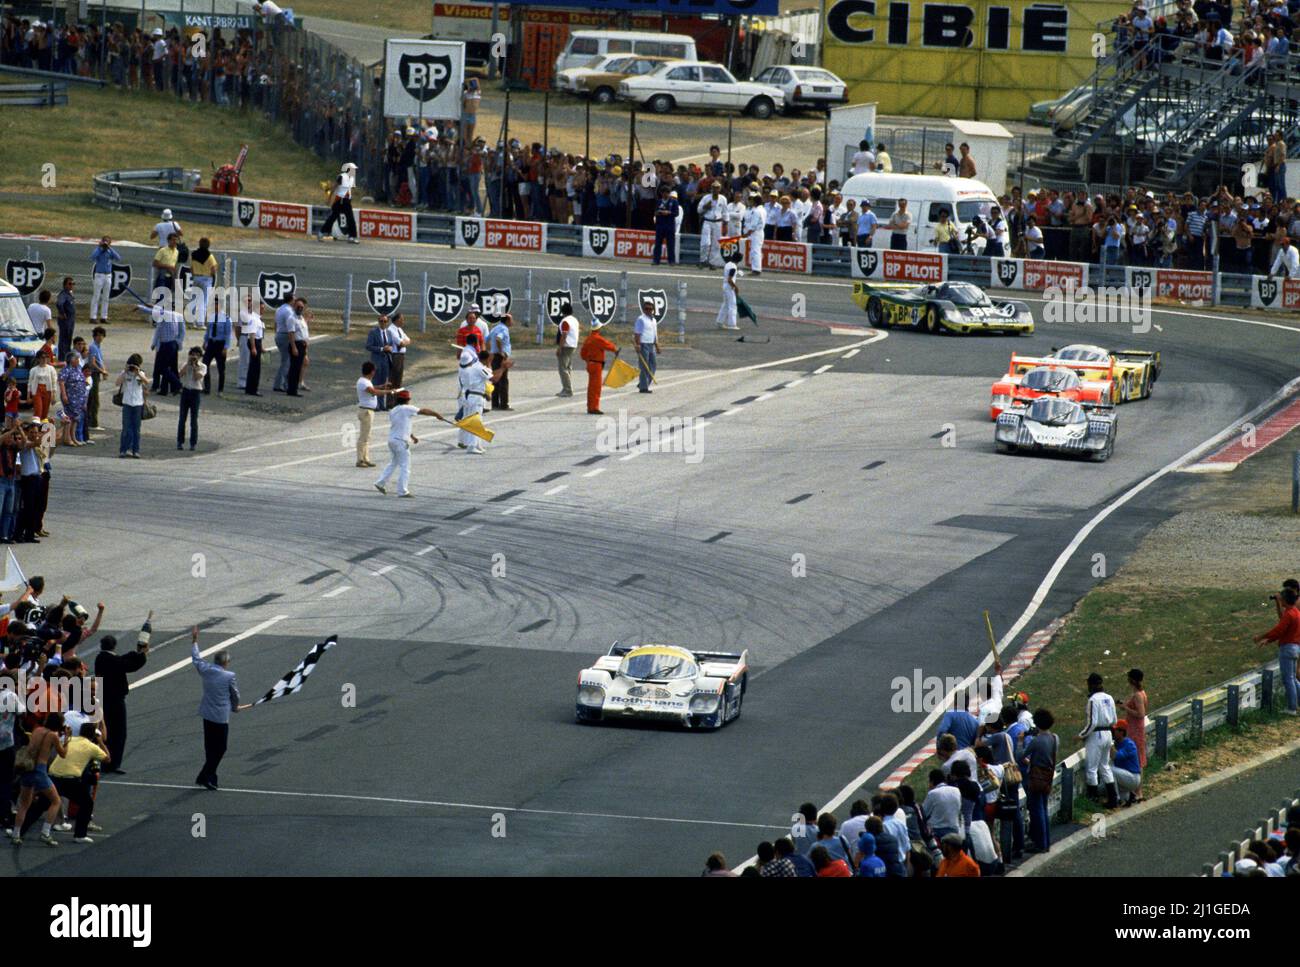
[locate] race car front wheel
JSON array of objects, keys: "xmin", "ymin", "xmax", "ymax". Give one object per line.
[
  {"xmin": 866, "ymin": 296, "xmax": 884, "ymax": 327},
  {"xmin": 1090, "ymin": 431, "xmax": 1115, "ymax": 462},
  {"xmin": 925, "ymin": 306, "xmax": 941, "ymax": 333}
]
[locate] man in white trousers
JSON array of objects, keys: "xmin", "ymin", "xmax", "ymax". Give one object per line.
[
  {"xmin": 374, "ymin": 389, "xmax": 443, "ymax": 497},
  {"xmin": 1078, "ymin": 671, "xmax": 1119, "ymax": 808},
  {"xmin": 743, "ymin": 196, "xmax": 766, "ymax": 275},
  {"xmin": 697, "ymin": 181, "xmax": 727, "ymax": 269},
  {"xmin": 89, "ymin": 236, "xmax": 121, "ymax": 325},
  {"xmin": 457, "ymin": 345, "xmax": 493, "ymax": 455},
  {"xmin": 716, "ymin": 259, "xmax": 740, "ymax": 330}
]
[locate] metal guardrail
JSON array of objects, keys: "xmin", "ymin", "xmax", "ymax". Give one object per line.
[
  {"xmin": 0, "ymin": 82, "xmax": 68, "ymax": 107},
  {"xmin": 1201, "ymin": 789, "xmax": 1299, "ymax": 876},
  {"xmin": 92, "ymin": 167, "xmax": 1276, "ymax": 309}
]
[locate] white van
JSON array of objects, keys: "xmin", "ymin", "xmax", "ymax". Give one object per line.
[
  {"xmin": 839, "ymin": 173, "xmax": 999, "ymax": 252},
  {"xmin": 554, "ymin": 31, "xmax": 696, "ymax": 75}
]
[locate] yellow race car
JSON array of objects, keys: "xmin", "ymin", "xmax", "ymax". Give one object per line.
[{"xmin": 1041, "ymin": 344, "xmax": 1161, "ymax": 402}]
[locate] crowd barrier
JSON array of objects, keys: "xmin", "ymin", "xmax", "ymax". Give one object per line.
[
  {"xmin": 1201, "ymin": 788, "xmax": 1299, "ymax": 876},
  {"xmin": 82, "ymin": 167, "xmax": 1297, "ymax": 313}
]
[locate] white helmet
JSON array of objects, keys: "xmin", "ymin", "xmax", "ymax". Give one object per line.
[{"xmin": 162, "ymin": 208, "xmax": 173, "ymax": 220}]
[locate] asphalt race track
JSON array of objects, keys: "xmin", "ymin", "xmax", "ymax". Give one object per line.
[{"xmin": 5, "ymin": 237, "xmax": 1297, "ymax": 876}]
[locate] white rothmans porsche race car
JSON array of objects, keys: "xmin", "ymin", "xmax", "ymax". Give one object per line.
[{"xmin": 575, "ymin": 643, "xmax": 749, "ymax": 729}]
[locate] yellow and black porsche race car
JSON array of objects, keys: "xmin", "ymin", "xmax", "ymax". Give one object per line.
[{"xmin": 851, "ymin": 280, "xmax": 1034, "ymax": 335}]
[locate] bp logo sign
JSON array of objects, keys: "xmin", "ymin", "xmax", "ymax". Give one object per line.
[
  {"xmin": 587, "ymin": 228, "xmax": 612, "ymax": 256},
  {"xmin": 459, "ymin": 219, "xmax": 482, "ymax": 247},
  {"xmin": 995, "ymin": 259, "xmax": 1019, "ymax": 287},
  {"xmin": 109, "ymin": 263, "xmax": 132, "ymax": 300},
  {"xmin": 426, "ymin": 285, "xmax": 465, "ymax": 325},
  {"xmin": 235, "ymin": 198, "xmax": 258, "ymax": 228},
  {"xmin": 854, "ymin": 249, "xmax": 879, "ymax": 278},
  {"xmin": 477, "ymin": 287, "xmax": 512, "ymax": 323},
  {"xmin": 258, "ymin": 271, "xmax": 296, "ymax": 308},
  {"xmin": 637, "ymin": 288, "xmax": 667, "ymax": 323},
  {"xmin": 398, "ymin": 52, "xmax": 453, "ymax": 103},
  {"xmin": 1256, "ymin": 277, "xmax": 1281, "ymax": 308},
  {"xmin": 366, "ymin": 279, "xmax": 403, "ymax": 315},
  {"xmin": 588, "ymin": 287, "xmax": 617, "ymax": 327},
  {"xmin": 1129, "ymin": 268, "xmax": 1155, "ymax": 291},
  {"xmin": 578, "ymin": 275, "xmax": 598, "ymax": 312},
  {"xmin": 458, "ymin": 267, "xmax": 481, "ymax": 302},
  {"xmin": 5, "ymin": 259, "xmax": 44, "ymax": 295},
  {"xmin": 545, "ymin": 289, "xmax": 574, "ymax": 327}
]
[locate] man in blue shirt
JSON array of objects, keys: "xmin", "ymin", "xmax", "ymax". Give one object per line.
[
  {"xmin": 936, "ymin": 705, "xmax": 979, "ymax": 749},
  {"xmin": 55, "ymin": 276, "xmax": 76, "ymax": 363},
  {"xmin": 652, "ymin": 185, "xmax": 680, "ymax": 266},
  {"xmin": 487, "ymin": 313, "xmax": 512, "ymax": 411},
  {"xmin": 191, "ymin": 626, "xmax": 249, "ymax": 791},
  {"xmin": 272, "ymin": 297, "xmax": 304, "ymax": 394},
  {"xmin": 364, "ymin": 314, "xmax": 397, "ymax": 411},
  {"xmin": 143, "ymin": 298, "xmax": 185, "ymax": 396},
  {"xmin": 89, "ymin": 236, "xmax": 121, "ymax": 325},
  {"xmin": 856, "ymin": 202, "xmax": 879, "ymax": 248},
  {"xmin": 85, "ymin": 328, "xmax": 108, "ymax": 431},
  {"xmin": 202, "ymin": 310, "xmax": 235, "ymax": 394},
  {"xmin": 1112, "ymin": 720, "xmax": 1143, "ymax": 805}
]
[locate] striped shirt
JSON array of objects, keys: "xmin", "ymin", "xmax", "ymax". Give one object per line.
[{"xmin": 1185, "ymin": 210, "xmax": 1207, "ymax": 237}]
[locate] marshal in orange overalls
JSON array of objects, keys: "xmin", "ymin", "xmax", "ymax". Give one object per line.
[{"xmin": 579, "ymin": 328, "xmax": 618, "ymax": 414}]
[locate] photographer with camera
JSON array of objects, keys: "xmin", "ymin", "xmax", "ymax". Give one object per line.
[
  {"xmin": 177, "ymin": 346, "xmax": 208, "ymax": 451},
  {"xmin": 115, "ymin": 353, "xmax": 150, "ymax": 459},
  {"xmin": 1255, "ymin": 584, "xmax": 1300, "ymax": 714}
]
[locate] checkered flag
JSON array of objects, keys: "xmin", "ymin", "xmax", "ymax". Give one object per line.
[{"xmin": 253, "ymin": 635, "xmax": 339, "ymax": 705}]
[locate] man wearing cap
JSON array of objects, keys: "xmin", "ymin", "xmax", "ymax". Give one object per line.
[
  {"xmin": 365, "ymin": 314, "xmax": 397, "ymax": 411},
  {"xmin": 1078, "ymin": 671, "xmax": 1119, "ymax": 807},
  {"xmin": 320, "ymin": 162, "xmax": 359, "ymax": 244},
  {"xmin": 374, "ymin": 389, "xmax": 444, "ymax": 496},
  {"xmin": 1270, "ymin": 235, "xmax": 1299, "ymax": 277},
  {"xmin": 698, "ymin": 181, "xmax": 727, "ymax": 269},
  {"xmin": 150, "ymin": 209, "xmax": 182, "ymax": 248},
  {"xmin": 855, "ymin": 201, "xmax": 879, "ymax": 249},
  {"xmin": 555, "ymin": 302, "xmax": 580, "ymax": 397},
  {"xmin": 457, "ymin": 346, "xmax": 505, "ymax": 454},
  {"xmin": 633, "ymin": 297, "xmax": 660, "ymax": 394},
  {"xmin": 1110, "ymin": 721, "xmax": 1143, "ymax": 805},
  {"xmin": 579, "ymin": 317, "xmax": 619, "ymax": 415},
  {"xmin": 652, "ymin": 185, "xmax": 679, "ymax": 266},
  {"xmin": 486, "ymin": 312, "xmax": 512, "ymax": 411}
]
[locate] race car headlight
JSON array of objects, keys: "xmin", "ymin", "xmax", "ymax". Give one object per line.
[
  {"xmin": 689, "ymin": 691, "xmax": 721, "ymax": 713},
  {"xmin": 991, "ymin": 394, "xmax": 1013, "ymax": 409},
  {"xmin": 577, "ymin": 683, "xmax": 605, "ymax": 707}
]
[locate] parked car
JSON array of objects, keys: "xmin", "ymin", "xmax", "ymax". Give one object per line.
[
  {"xmin": 554, "ymin": 53, "xmax": 638, "ymax": 94},
  {"xmin": 554, "ymin": 30, "xmax": 695, "ymax": 75},
  {"xmin": 618, "ymin": 61, "xmax": 784, "ymax": 118},
  {"xmin": 751, "ymin": 64, "xmax": 847, "ymax": 113},
  {"xmin": 576, "ymin": 55, "xmax": 680, "ymax": 104}
]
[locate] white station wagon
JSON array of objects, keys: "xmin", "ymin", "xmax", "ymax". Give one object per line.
[
  {"xmin": 618, "ymin": 61, "xmax": 784, "ymax": 118},
  {"xmin": 752, "ymin": 64, "xmax": 848, "ymax": 113}
]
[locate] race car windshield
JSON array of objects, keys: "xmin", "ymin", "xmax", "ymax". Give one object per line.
[
  {"xmin": 620, "ymin": 652, "xmax": 697, "ymax": 681},
  {"xmin": 1053, "ymin": 346, "xmax": 1108, "ymax": 362},
  {"xmin": 1027, "ymin": 397, "xmax": 1082, "ymax": 426},
  {"xmin": 0, "ymin": 294, "xmax": 38, "ymax": 339},
  {"xmin": 1023, "ymin": 368, "xmax": 1078, "ymax": 392},
  {"xmin": 937, "ymin": 283, "xmax": 988, "ymax": 306}
]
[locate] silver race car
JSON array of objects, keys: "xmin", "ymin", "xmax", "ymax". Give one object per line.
[
  {"xmin": 995, "ymin": 397, "xmax": 1117, "ymax": 462},
  {"xmin": 575, "ymin": 643, "xmax": 749, "ymax": 730}
]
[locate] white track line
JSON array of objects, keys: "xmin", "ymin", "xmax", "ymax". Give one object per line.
[
  {"xmin": 543, "ymin": 484, "xmax": 568, "ymax": 495},
  {"xmin": 843, "ymin": 348, "xmax": 860, "ymax": 359},
  {"xmin": 500, "ymin": 504, "xmax": 526, "ymax": 515},
  {"xmin": 371, "ymin": 564, "xmax": 397, "ymax": 577},
  {"xmin": 619, "ymin": 449, "xmax": 644, "ymax": 461},
  {"xmin": 102, "ymin": 779, "xmax": 789, "ymax": 830},
  {"xmin": 813, "ymin": 364, "xmax": 834, "ymax": 375},
  {"xmin": 321, "ymin": 586, "xmax": 353, "ymax": 599},
  {"xmin": 129, "ymin": 616, "xmax": 289, "ymax": 690},
  {"xmin": 582, "ymin": 467, "xmax": 607, "ymax": 479},
  {"xmin": 457, "ymin": 524, "xmax": 482, "ymax": 536},
  {"xmin": 413, "ymin": 545, "xmax": 436, "ymax": 557}
]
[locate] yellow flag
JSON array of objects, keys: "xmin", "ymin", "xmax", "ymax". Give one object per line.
[
  {"xmin": 455, "ymin": 412, "xmax": 495, "ymax": 442},
  {"xmin": 604, "ymin": 357, "xmax": 639, "ymax": 388}
]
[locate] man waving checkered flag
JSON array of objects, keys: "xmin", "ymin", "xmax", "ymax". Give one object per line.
[{"xmin": 254, "ymin": 635, "xmax": 339, "ymax": 705}]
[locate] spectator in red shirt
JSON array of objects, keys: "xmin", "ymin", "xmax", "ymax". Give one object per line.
[
  {"xmin": 810, "ymin": 844, "xmax": 852, "ymax": 877},
  {"xmin": 1255, "ymin": 586, "xmax": 1300, "ymax": 713},
  {"xmin": 936, "ymin": 833, "xmax": 981, "ymax": 877}
]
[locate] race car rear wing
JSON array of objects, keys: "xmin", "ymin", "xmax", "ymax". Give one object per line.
[
  {"xmin": 604, "ymin": 642, "xmax": 748, "ymax": 669},
  {"xmin": 1006, "ymin": 353, "xmax": 1115, "ymax": 380}
]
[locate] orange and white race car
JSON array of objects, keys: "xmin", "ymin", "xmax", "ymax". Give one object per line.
[
  {"xmin": 989, "ymin": 357, "xmax": 1116, "ymax": 420},
  {"xmin": 989, "ymin": 344, "xmax": 1161, "ymax": 420}
]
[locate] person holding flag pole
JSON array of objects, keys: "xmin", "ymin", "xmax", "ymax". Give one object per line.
[
  {"xmin": 633, "ymin": 297, "xmax": 659, "ymax": 394},
  {"xmin": 191, "ymin": 625, "xmax": 252, "ymax": 791},
  {"xmin": 580, "ymin": 316, "xmax": 619, "ymax": 415}
]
